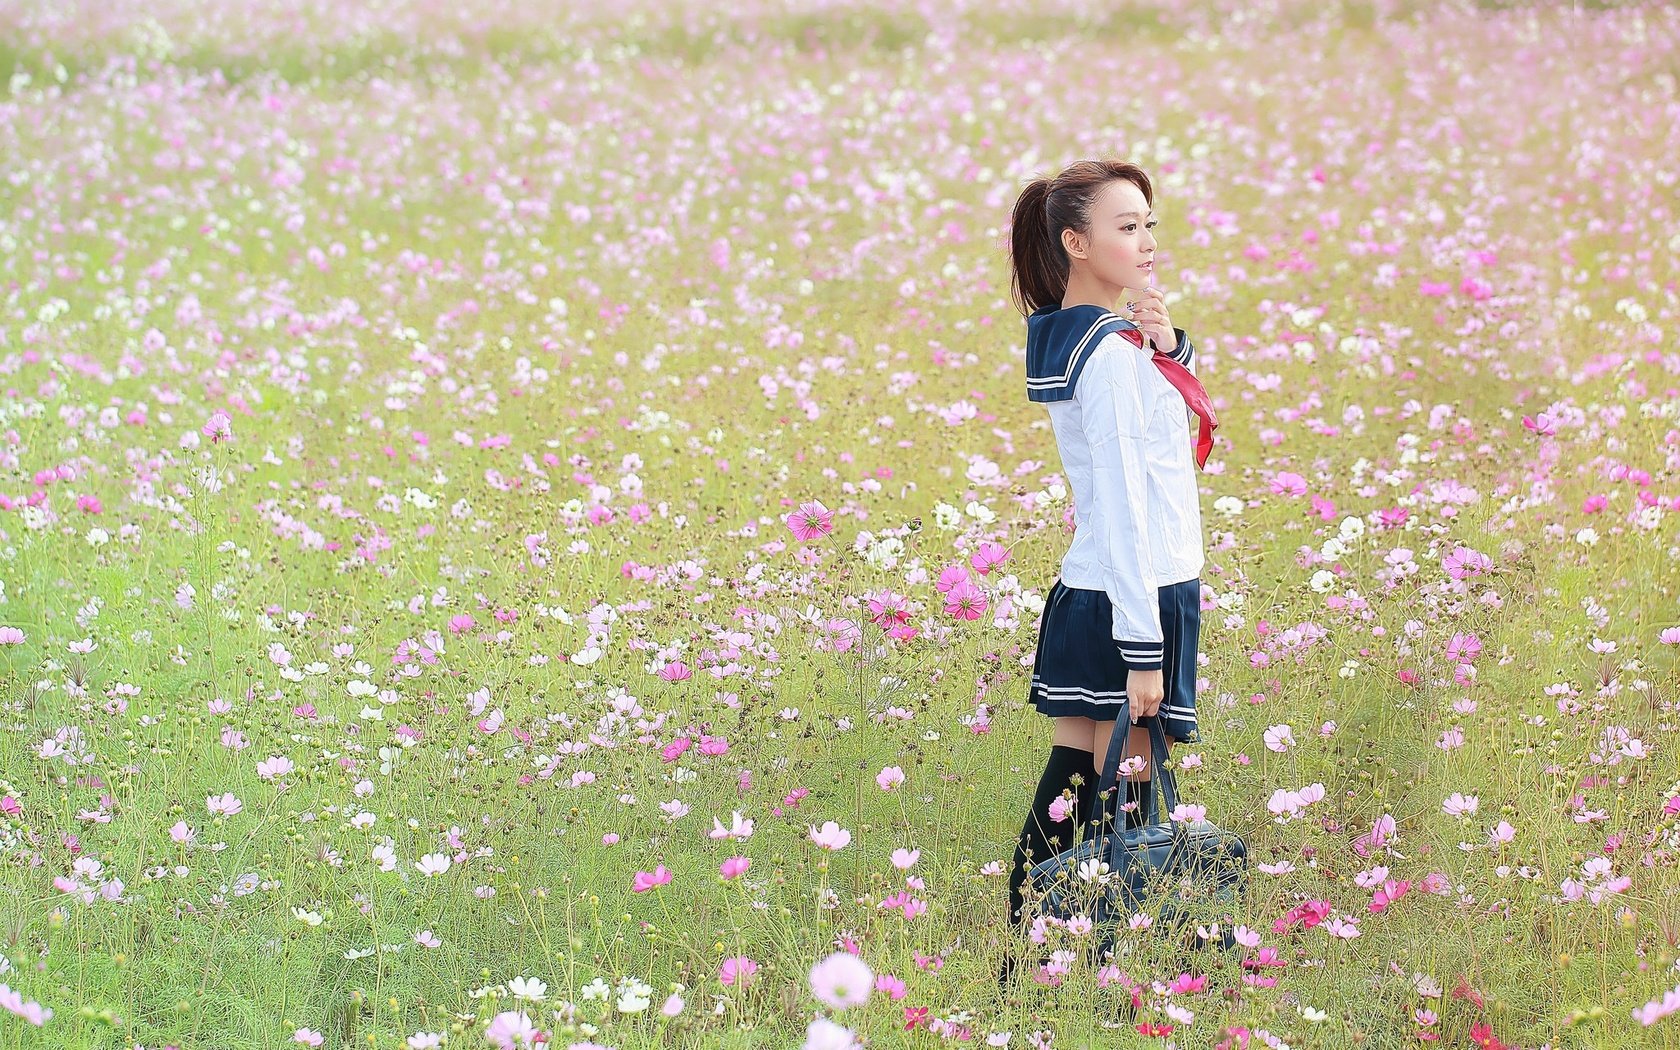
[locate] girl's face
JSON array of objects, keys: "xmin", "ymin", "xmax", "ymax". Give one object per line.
[{"xmin": 1063, "ymin": 178, "xmax": 1157, "ymax": 295}]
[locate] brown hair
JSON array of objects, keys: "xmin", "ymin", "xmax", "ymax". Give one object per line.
[{"xmin": 1008, "ymin": 160, "xmax": 1153, "ymax": 316}]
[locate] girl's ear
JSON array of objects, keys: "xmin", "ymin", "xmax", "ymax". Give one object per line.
[{"xmin": 1060, "ymin": 227, "xmax": 1087, "ymax": 260}]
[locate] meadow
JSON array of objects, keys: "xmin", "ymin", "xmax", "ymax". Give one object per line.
[{"xmin": 2, "ymin": 0, "xmax": 1679, "ymax": 1046}]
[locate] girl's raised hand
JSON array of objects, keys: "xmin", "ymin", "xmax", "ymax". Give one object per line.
[{"xmin": 1124, "ymin": 287, "xmax": 1174, "ymax": 354}]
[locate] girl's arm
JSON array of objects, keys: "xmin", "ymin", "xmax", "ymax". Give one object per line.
[
  {"xmin": 1161, "ymin": 327, "xmax": 1196, "ymax": 373},
  {"xmin": 1076, "ymin": 333, "xmax": 1165, "ymax": 670}
]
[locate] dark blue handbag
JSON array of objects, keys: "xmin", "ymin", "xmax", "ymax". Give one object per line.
[{"xmin": 1024, "ymin": 704, "xmax": 1248, "ymax": 956}]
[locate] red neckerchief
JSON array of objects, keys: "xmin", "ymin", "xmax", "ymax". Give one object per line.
[{"xmin": 1116, "ymin": 327, "xmax": 1218, "ymax": 470}]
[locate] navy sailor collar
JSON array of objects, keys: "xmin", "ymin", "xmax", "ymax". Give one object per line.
[{"xmin": 1024, "ymin": 303, "xmax": 1146, "ymax": 403}]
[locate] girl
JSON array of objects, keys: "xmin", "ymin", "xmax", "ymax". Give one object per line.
[{"xmin": 1000, "ymin": 159, "xmax": 1219, "ymax": 980}]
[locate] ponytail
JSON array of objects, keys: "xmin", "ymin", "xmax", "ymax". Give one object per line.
[
  {"xmin": 1009, "ymin": 177, "xmax": 1064, "ymax": 316},
  {"xmin": 1007, "ymin": 160, "xmax": 1154, "ymax": 317}
]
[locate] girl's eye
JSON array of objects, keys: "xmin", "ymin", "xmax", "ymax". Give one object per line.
[{"xmin": 1123, "ymin": 221, "xmax": 1159, "ymax": 232}]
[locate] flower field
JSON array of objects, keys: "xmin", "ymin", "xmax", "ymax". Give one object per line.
[{"xmin": 2, "ymin": 0, "xmax": 1679, "ymax": 1046}]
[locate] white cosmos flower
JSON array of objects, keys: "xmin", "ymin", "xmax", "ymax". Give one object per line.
[
  {"xmin": 507, "ymin": 976, "xmax": 547, "ymax": 1002},
  {"xmin": 1076, "ymin": 858, "xmax": 1111, "ymax": 883}
]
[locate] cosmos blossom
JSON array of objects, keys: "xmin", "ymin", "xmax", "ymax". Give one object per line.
[
  {"xmin": 809, "ymin": 951, "xmax": 872, "ymax": 1009},
  {"xmin": 786, "ymin": 500, "xmax": 835, "ymax": 541},
  {"xmin": 720, "ymin": 956, "xmax": 760, "ymax": 987}
]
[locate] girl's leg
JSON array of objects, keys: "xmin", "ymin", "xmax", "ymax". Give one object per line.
[
  {"xmin": 1091, "ymin": 721, "xmax": 1163, "ymax": 830},
  {"xmin": 1006, "ymin": 717, "xmax": 1097, "ymax": 927}
]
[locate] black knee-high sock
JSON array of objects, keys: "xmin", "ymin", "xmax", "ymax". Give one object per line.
[{"xmin": 1007, "ymin": 744, "xmax": 1093, "ymax": 927}]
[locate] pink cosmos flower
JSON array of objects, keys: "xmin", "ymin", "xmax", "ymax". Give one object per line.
[
  {"xmin": 1444, "ymin": 631, "xmax": 1482, "ymax": 664},
  {"xmin": 720, "ymin": 856, "xmax": 751, "ymax": 880},
  {"xmin": 969, "ymin": 542, "xmax": 1009, "ymax": 575},
  {"xmin": 942, "ymin": 581, "xmax": 987, "ymax": 620},
  {"xmin": 866, "ymin": 590, "xmax": 911, "ymax": 628},
  {"xmin": 1368, "ymin": 878, "xmax": 1412, "ymax": 914},
  {"xmin": 1273, "ymin": 900, "xmax": 1332, "ymax": 934},
  {"xmin": 1443, "ymin": 793, "xmax": 1479, "ymax": 817},
  {"xmin": 876, "ymin": 766, "xmax": 905, "ymax": 791},
  {"xmin": 809, "ymin": 951, "xmax": 873, "ymax": 1009},
  {"xmin": 484, "ymin": 1010, "xmax": 541, "ymax": 1049},
  {"xmin": 786, "ymin": 500, "xmax": 835, "ymax": 541},
  {"xmin": 1242, "ymin": 946, "xmax": 1288, "ymax": 969},
  {"xmin": 659, "ymin": 660, "xmax": 693, "ymax": 682},
  {"xmin": 1442, "ymin": 545, "xmax": 1492, "ymax": 580},
  {"xmin": 256, "ymin": 755, "xmax": 294, "ymax": 781},
  {"xmin": 0, "ymin": 983, "xmax": 52, "ymax": 1025},
  {"xmin": 201, "ymin": 410, "xmax": 233, "ymax": 442},
  {"xmin": 1268, "ymin": 472, "xmax": 1308, "ymax": 496},
  {"xmin": 809, "ymin": 821, "xmax": 851, "ymax": 850},
  {"xmin": 720, "ymin": 956, "xmax": 760, "ymax": 987},
  {"xmin": 0, "ymin": 626, "xmax": 26, "ymax": 645},
  {"xmin": 1353, "ymin": 813, "xmax": 1397, "ymax": 857},
  {"xmin": 935, "ymin": 564, "xmax": 970, "ymax": 593},
  {"xmin": 632, "ymin": 864, "xmax": 673, "ymax": 892},
  {"xmin": 1633, "ymin": 981, "xmax": 1680, "ymax": 1027}
]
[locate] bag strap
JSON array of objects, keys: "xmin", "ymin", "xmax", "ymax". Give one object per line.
[{"xmin": 1095, "ymin": 699, "xmax": 1181, "ymax": 824}]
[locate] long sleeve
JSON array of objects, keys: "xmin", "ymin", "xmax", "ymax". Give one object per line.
[
  {"xmin": 1163, "ymin": 326, "xmax": 1195, "ymax": 375},
  {"xmin": 1076, "ymin": 334, "xmax": 1164, "ymax": 669}
]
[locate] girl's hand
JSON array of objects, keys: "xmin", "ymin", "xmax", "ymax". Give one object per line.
[
  {"xmin": 1127, "ymin": 669, "xmax": 1164, "ymax": 721},
  {"xmin": 1124, "ymin": 287, "xmax": 1174, "ymax": 354}
]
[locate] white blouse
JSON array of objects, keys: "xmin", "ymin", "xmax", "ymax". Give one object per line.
[{"xmin": 1044, "ymin": 329, "xmax": 1204, "ymax": 670}]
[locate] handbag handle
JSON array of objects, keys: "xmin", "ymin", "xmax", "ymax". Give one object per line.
[{"xmin": 1094, "ymin": 699, "xmax": 1181, "ymax": 824}]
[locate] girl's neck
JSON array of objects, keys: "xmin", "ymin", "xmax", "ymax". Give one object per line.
[{"xmin": 1060, "ymin": 274, "xmax": 1126, "ymax": 312}]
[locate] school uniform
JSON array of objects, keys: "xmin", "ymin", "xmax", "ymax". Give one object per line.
[{"xmin": 1023, "ymin": 304, "xmax": 1212, "ymax": 745}]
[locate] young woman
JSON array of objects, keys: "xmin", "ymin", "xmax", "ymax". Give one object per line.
[{"xmin": 1000, "ymin": 159, "xmax": 1219, "ymax": 979}]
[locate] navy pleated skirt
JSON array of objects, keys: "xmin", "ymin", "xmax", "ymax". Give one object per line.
[{"xmin": 1028, "ymin": 577, "xmax": 1202, "ymax": 745}]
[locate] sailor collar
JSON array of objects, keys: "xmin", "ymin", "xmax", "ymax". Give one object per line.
[{"xmin": 1024, "ymin": 304, "xmax": 1147, "ymax": 403}]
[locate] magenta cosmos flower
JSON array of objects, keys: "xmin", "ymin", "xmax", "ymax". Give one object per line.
[{"xmin": 942, "ymin": 581, "xmax": 987, "ymax": 620}]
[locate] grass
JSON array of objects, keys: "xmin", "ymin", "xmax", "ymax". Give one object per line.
[{"xmin": 2, "ymin": 0, "xmax": 1679, "ymax": 1047}]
